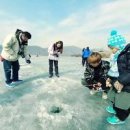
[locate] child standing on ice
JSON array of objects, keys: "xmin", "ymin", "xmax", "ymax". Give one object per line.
[
  {"xmin": 48, "ymin": 41, "xmax": 63, "ymax": 78},
  {"xmin": 106, "ymin": 30, "xmax": 130, "ymax": 125}
]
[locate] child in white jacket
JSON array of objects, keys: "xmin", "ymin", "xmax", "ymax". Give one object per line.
[{"xmin": 48, "ymin": 41, "xmax": 63, "ymax": 78}]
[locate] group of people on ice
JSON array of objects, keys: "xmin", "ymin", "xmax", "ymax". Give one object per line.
[
  {"xmin": 81, "ymin": 30, "xmax": 130, "ymax": 125},
  {"xmin": 0, "ymin": 29, "xmax": 130, "ymax": 125},
  {"xmin": 0, "ymin": 29, "xmax": 63, "ymax": 88}
]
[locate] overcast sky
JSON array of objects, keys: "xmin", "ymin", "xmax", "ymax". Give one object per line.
[{"xmin": 0, "ymin": 0, "xmax": 130, "ymax": 49}]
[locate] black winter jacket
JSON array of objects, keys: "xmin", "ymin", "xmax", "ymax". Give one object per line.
[
  {"xmin": 117, "ymin": 43, "xmax": 130, "ymax": 92},
  {"xmin": 84, "ymin": 60, "xmax": 110, "ymax": 85}
]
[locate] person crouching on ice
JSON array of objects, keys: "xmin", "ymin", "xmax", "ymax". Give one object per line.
[
  {"xmin": 48, "ymin": 41, "xmax": 63, "ymax": 78},
  {"xmin": 0, "ymin": 29, "xmax": 31, "ymax": 88},
  {"xmin": 81, "ymin": 52, "xmax": 110, "ymax": 99}
]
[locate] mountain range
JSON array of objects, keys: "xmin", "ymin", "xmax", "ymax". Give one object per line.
[{"xmin": 0, "ymin": 45, "xmax": 82, "ymax": 56}]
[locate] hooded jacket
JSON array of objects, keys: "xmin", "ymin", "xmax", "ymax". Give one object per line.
[
  {"xmin": 48, "ymin": 43, "xmax": 61, "ymax": 61},
  {"xmin": 1, "ymin": 30, "xmax": 30, "ymax": 61}
]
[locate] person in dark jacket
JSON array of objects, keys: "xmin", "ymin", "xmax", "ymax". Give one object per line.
[
  {"xmin": 82, "ymin": 47, "xmax": 91, "ymax": 66},
  {"xmin": 82, "ymin": 48, "xmax": 85, "ymax": 66},
  {"xmin": 81, "ymin": 52, "xmax": 110, "ymax": 99},
  {"xmin": 106, "ymin": 30, "xmax": 130, "ymax": 125}
]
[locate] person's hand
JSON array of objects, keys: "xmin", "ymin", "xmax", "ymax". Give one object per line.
[
  {"xmin": 26, "ymin": 59, "xmax": 31, "ymax": 64},
  {"xmin": 93, "ymin": 84, "xmax": 100, "ymax": 90},
  {"xmin": 53, "ymin": 51, "xmax": 58, "ymax": 54},
  {"xmin": 106, "ymin": 78, "xmax": 112, "ymax": 87},
  {"xmin": 97, "ymin": 82, "xmax": 102, "ymax": 87},
  {"xmin": 114, "ymin": 81, "xmax": 123, "ymax": 93},
  {"xmin": 54, "ymin": 54, "xmax": 59, "ymax": 57},
  {"xmin": 0, "ymin": 55, "xmax": 5, "ymax": 62}
]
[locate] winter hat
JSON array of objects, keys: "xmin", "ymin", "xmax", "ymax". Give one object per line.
[{"xmin": 108, "ymin": 30, "xmax": 126, "ymax": 50}]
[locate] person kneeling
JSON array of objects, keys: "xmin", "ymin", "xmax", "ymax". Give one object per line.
[{"xmin": 81, "ymin": 52, "xmax": 110, "ymax": 99}]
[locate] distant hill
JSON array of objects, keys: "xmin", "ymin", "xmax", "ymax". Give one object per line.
[
  {"xmin": 62, "ymin": 46, "xmax": 82, "ymax": 56},
  {"xmin": 28, "ymin": 46, "xmax": 48, "ymax": 56},
  {"xmin": 0, "ymin": 44, "xmax": 111, "ymax": 57},
  {"xmin": 0, "ymin": 45, "xmax": 82, "ymax": 56},
  {"xmin": 29, "ymin": 45, "xmax": 82, "ymax": 56}
]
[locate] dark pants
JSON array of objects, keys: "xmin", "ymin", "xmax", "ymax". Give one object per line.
[
  {"xmin": 82, "ymin": 57, "xmax": 88, "ymax": 66},
  {"xmin": 49, "ymin": 60, "xmax": 59, "ymax": 75},
  {"xmin": 113, "ymin": 105, "xmax": 130, "ymax": 121},
  {"xmin": 3, "ymin": 60, "xmax": 20, "ymax": 84}
]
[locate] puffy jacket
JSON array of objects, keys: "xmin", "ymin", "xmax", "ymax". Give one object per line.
[
  {"xmin": 83, "ymin": 60, "xmax": 110, "ymax": 85},
  {"xmin": 48, "ymin": 43, "xmax": 61, "ymax": 61},
  {"xmin": 82, "ymin": 49, "xmax": 91, "ymax": 58},
  {"xmin": 117, "ymin": 43, "xmax": 130, "ymax": 92},
  {"xmin": 1, "ymin": 33, "xmax": 29, "ymax": 61}
]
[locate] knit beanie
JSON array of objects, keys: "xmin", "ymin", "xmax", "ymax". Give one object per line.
[{"xmin": 108, "ymin": 30, "xmax": 126, "ymax": 50}]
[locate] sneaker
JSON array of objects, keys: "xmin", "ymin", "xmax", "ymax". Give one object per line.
[
  {"xmin": 90, "ymin": 89, "xmax": 97, "ymax": 95},
  {"xmin": 102, "ymin": 92, "xmax": 108, "ymax": 99},
  {"xmin": 12, "ymin": 80, "xmax": 23, "ymax": 82},
  {"xmin": 6, "ymin": 83, "xmax": 15, "ymax": 88},
  {"xmin": 55, "ymin": 74, "xmax": 59, "ymax": 77},
  {"xmin": 107, "ymin": 116, "xmax": 125, "ymax": 125},
  {"xmin": 11, "ymin": 80, "xmax": 23, "ymax": 85},
  {"xmin": 49, "ymin": 75, "xmax": 53, "ymax": 78},
  {"xmin": 106, "ymin": 106, "xmax": 116, "ymax": 114}
]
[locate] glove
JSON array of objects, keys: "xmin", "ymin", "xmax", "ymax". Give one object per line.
[
  {"xmin": 106, "ymin": 78, "xmax": 112, "ymax": 87},
  {"xmin": 114, "ymin": 81, "xmax": 123, "ymax": 93},
  {"xmin": 26, "ymin": 59, "xmax": 31, "ymax": 64},
  {"xmin": 0, "ymin": 55, "xmax": 5, "ymax": 62},
  {"xmin": 54, "ymin": 54, "xmax": 59, "ymax": 57}
]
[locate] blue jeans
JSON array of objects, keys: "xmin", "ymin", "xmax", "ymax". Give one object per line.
[{"xmin": 3, "ymin": 60, "xmax": 20, "ymax": 84}]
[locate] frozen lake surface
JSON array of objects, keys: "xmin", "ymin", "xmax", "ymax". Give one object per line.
[{"xmin": 0, "ymin": 56, "xmax": 130, "ymax": 130}]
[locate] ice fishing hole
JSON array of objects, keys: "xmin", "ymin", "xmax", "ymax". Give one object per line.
[{"xmin": 50, "ymin": 106, "xmax": 63, "ymax": 114}]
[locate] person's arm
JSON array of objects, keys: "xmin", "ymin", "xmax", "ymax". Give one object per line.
[
  {"xmin": 48, "ymin": 44, "xmax": 55, "ymax": 55},
  {"xmin": 117, "ymin": 52, "xmax": 130, "ymax": 86},
  {"xmin": 118, "ymin": 72, "xmax": 130, "ymax": 85},
  {"xmin": 24, "ymin": 45, "xmax": 31, "ymax": 64},
  {"xmin": 82, "ymin": 51, "xmax": 85, "ymax": 57},
  {"xmin": 96, "ymin": 61, "xmax": 110, "ymax": 87},
  {"xmin": 99, "ymin": 61, "xmax": 110, "ymax": 80},
  {"xmin": 2, "ymin": 35, "xmax": 15, "ymax": 55},
  {"xmin": 84, "ymin": 67, "xmax": 93, "ymax": 84},
  {"xmin": 0, "ymin": 55, "xmax": 5, "ymax": 61}
]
